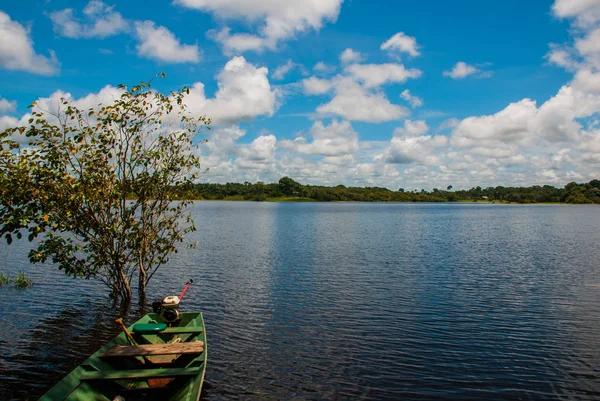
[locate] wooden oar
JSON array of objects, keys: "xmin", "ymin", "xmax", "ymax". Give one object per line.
[{"xmin": 115, "ymin": 318, "xmax": 138, "ymax": 346}]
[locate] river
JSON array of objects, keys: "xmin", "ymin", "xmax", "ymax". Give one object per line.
[{"xmin": 1, "ymin": 202, "xmax": 600, "ymax": 400}]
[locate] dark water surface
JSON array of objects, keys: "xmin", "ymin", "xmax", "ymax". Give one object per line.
[{"xmin": 1, "ymin": 202, "xmax": 600, "ymax": 400}]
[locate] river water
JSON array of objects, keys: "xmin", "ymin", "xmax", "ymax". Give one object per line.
[{"xmin": 1, "ymin": 202, "xmax": 600, "ymax": 400}]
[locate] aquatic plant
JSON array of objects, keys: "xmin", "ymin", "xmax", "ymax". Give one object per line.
[
  {"xmin": 0, "ymin": 271, "xmax": 9, "ymax": 286},
  {"xmin": 14, "ymin": 271, "xmax": 34, "ymax": 289}
]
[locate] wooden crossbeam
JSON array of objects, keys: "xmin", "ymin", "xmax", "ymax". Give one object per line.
[
  {"xmin": 99, "ymin": 342, "xmax": 204, "ymax": 358},
  {"xmin": 81, "ymin": 367, "xmax": 201, "ymax": 381}
]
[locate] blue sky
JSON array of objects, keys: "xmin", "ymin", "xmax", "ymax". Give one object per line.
[{"xmin": 0, "ymin": 0, "xmax": 599, "ymax": 189}]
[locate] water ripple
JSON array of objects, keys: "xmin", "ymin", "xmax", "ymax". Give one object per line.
[{"xmin": 1, "ymin": 203, "xmax": 600, "ymax": 400}]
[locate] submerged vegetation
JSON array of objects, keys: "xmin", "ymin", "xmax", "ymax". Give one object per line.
[
  {"xmin": 13, "ymin": 271, "xmax": 34, "ymax": 289},
  {"xmin": 177, "ymin": 177, "xmax": 600, "ymax": 204},
  {"xmin": 0, "ymin": 271, "xmax": 34, "ymax": 288}
]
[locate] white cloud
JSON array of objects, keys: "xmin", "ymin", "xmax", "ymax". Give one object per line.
[
  {"xmin": 272, "ymin": 60, "xmax": 304, "ymax": 80},
  {"xmin": 384, "ymin": 120, "xmax": 447, "ymax": 165},
  {"xmin": 452, "ymin": 99, "xmax": 538, "ymax": 149},
  {"xmin": 576, "ymin": 27, "xmax": 600, "ymax": 55},
  {"xmin": 546, "ymin": 45, "xmax": 580, "ymax": 71},
  {"xmin": 552, "ymin": 0, "xmax": 600, "ymax": 27},
  {"xmin": 0, "ymin": 85, "xmax": 124, "ymax": 144},
  {"xmin": 0, "ymin": 97, "xmax": 16, "ymax": 114},
  {"xmin": 279, "ymin": 120, "xmax": 359, "ymax": 156},
  {"xmin": 4, "ymin": 57, "xmax": 276, "ymax": 136},
  {"xmin": 340, "ymin": 48, "xmax": 363, "ymax": 64},
  {"xmin": 316, "ymin": 77, "xmax": 410, "ymax": 123},
  {"xmin": 186, "ymin": 0, "xmax": 343, "ymax": 53},
  {"xmin": 573, "ymin": 69, "xmax": 600, "ymax": 93},
  {"xmin": 346, "ymin": 63, "xmax": 422, "ymax": 88},
  {"xmin": 394, "ymin": 119, "xmax": 429, "ymax": 136},
  {"xmin": 134, "ymin": 21, "xmax": 200, "ymax": 63},
  {"xmin": 302, "ymin": 76, "xmax": 334, "ymax": 95},
  {"xmin": 549, "ymin": 0, "xmax": 600, "ymax": 71},
  {"xmin": 203, "ymin": 125, "xmax": 247, "ymax": 156},
  {"xmin": 313, "ymin": 61, "xmax": 334, "ymax": 73},
  {"xmin": 49, "ymin": 1, "xmax": 129, "ymax": 39},
  {"xmin": 0, "ymin": 115, "xmax": 19, "ymax": 132},
  {"xmin": 400, "ymin": 89, "xmax": 423, "ymax": 108},
  {"xmin": 381, "ymin": 32, "xmax": 420, "ymax": 57},
  {"xmin": 0, "ymin": 11, "xmax": 60, "ymax": 75},
  {"xmin": 184, "ymin": 56, "xmax": 279, "ymax": 124},
  {"xmin": 443, "ymin": 62, "xmax": 481, "ymax": 79},
  {"xmin": 452, "ymin": 84, "xmax": 600, "ymax": 151},
  {"xmin": 238, "ymin": 134, "xmax": 277, "ymax": 161},
  {"xmin": 209, "ymin": 28, "xmax": 268, "ymax": 54}
]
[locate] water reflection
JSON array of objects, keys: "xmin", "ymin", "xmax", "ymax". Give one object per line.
[{"xmin": 1, "ymin": 203, "xmax": 600, "ymax": 400}]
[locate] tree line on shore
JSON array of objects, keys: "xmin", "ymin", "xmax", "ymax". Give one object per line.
[{"xmin": 176, "ymin": 177, "xmax": 600, "ymax": 204}]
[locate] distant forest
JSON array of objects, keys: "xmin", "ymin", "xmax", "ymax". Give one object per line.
[{"xmin": 176, "ymin": 177, "xmax": 600, "ymax": 204}]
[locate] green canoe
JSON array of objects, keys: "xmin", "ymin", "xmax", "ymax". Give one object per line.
[{"xmin": 39, "ymin": 312, "xmax": 207, "ymax": 401}]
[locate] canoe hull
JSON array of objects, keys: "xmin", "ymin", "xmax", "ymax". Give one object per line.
[{"xmin": 39, "ymin": 312, "xmax": 207, "ymax": 401}]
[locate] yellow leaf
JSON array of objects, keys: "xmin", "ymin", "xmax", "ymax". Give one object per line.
[{"xmin": 43, "ymin": 215, "xmax": 49, "ymax": 223}]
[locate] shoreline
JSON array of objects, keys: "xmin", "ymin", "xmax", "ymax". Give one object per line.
[{"xmin": 185, "ymin": 198, "xmax": 594, "ymax": 205}]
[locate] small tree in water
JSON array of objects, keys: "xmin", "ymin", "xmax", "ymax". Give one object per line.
[{"xmin": 0, "ymin": 75, "xmax": 209, "ymax": 303}]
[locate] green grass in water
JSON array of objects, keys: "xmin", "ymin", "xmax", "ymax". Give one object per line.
[
  {"xmin": 0, "ymin": 272, "xmax": 9, "ymax": 286},
  {"xmin": 14, "ymin": 271, "xmax": 34, "ymax": 289}
]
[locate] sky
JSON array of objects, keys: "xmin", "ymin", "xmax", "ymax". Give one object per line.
[{"xmin": 0, "ymin": 0, "xmax": 599, "ymax": 190}]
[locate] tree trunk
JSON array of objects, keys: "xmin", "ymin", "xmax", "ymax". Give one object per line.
[
  {"xmin": 138, "ymin": 263, "xmax": 147, "ymax": 303},
  {"xmin": 118, "ymin": 268, "xmax": 132, "ymax": 303}
]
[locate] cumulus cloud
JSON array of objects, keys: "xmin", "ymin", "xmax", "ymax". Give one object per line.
[
  {"xmin": 302, "ymin": 59, "xmax": 421, "ymax": 122},
  {"xmin": 381, "ymin": 32, "xmax": 420, "ymax": 56},
  {"xmin": 3, "ymin": 57, "xmax": 276, "ymax": 138},
  {"xmin": 316, "ymin": 77, "xmax": 410, "ymax": 123},
  {"xmin": 546, "ymin": 44, "xmax": 581, "ymax": 71},
  {"xmin": 0, "ymin": 115, "xmax": 19, "ymax": 132},
  {"xmin": 203, "ymin": 125, "xmax": 247, "ymax": 156},
  {"xmin": 273, "ymin": 60, "xmax": 306, "ymax": 80},
  {"xmin": 49, "ymin": 1, "xmax": 129, "ymax": 39},
  {"xmin": 443, "ymin": 62, "xmax": 484, "ymax": 79},
  {"xmin": 395, "ymin": 119, "xmax": 429, "ymax": 136},
  {"xmin": 279, "ymin": 120, "xmax": 359, "ymax": 156},
  {"xmin": 384, "ymin": 120, "xmax": 447, "ymax": 165},
  {"xmin": 313, "ymin": 61, "xmax": 335, "ymax": 73},
  {"xmin": 548, "ymin": 0, "xmax": 600, "ymax": 71},
  {"xmin": 134, "ymin": 21, "xmax": 200, "ymax": 63},
  {"xmin": 400, "ymin": 89, "xmax": 423, "ymax": 108},
  {"xmin": 184, "ymin": 56, "xmax": 280, "ymax": 124},
  {"xmin": 573, "ymin": 69, "xmax": 600, "ymax": 93},
  {"xmin": 452, "ymin": 84, "xmax": 600, "ymax": 155},
  {"xmin": 452, "ymin": 99, "xmax": 538, "ymax": 150},
  {"xmin": 552, "ymin": 0, "xmax": 600, "ymax": 28},
  {"xmin": 0, "ymin": 97, "xmax": 16, "ymax": 114},
  {"xmin": 346, "ymin": 63, "xmax": 422, "ymax": 88},
  {"xmin": 339, "ymin": 48, "xmax": 363, "ymax": 64},
  {"xmin": 184, "ymin": 0, "xmax": 343, "ymax": 53},
  {"xmin": 238, "ymin": 134, "xmax": 277, "ymax": 161},
  {"xmin": 302, "ymin": 76, "xmax": 334, "ymax": 95},
  {"xmin": 0, "ymin": 85, "xmax": 124, "ymax": 144},
  {"xmin": 0, "ymin": 11, "xmax": 60, "ymax": 75}
]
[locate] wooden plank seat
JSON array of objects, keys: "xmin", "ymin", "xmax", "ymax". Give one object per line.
[
  {"xmin": 99, "ymin": 342, "xmax": 204, "ymax": 358},
  {"xmin": 80, "ymin": 367, "xmax": 202, "ymax": 381}
]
